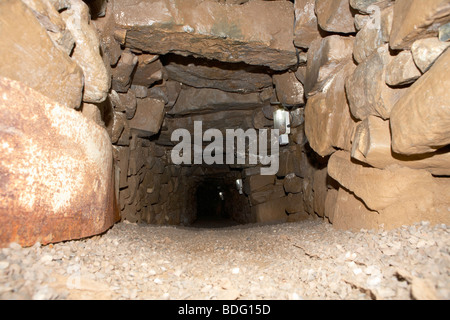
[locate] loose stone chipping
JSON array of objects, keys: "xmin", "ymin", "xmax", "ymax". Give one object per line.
[{"xmin": 0, "ymin": 220, "xmax": 448, "ymax": 300}]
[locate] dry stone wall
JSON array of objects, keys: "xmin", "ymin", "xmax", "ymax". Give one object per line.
[
  {"xmin": 303, "ymin": 0, "xmax": 450, "ymax": 230},
  {"xmin": 0, "ymin": 0, "xmax": 449, "ymax": 246}
]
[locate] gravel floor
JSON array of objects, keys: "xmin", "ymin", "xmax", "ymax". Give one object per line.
[{"xmin": 0, "ymin": 218, "xmax": 449, "ymax": 300}]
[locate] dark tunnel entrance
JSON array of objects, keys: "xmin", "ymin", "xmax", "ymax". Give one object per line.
[{"xmin": 189, "ymin": 172, "xmax": 251, "ymax": 228}]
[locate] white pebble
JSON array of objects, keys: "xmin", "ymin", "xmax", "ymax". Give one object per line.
[{"xmin": 232, "ymin": 268, "xmax": 240, "ymax": 274}]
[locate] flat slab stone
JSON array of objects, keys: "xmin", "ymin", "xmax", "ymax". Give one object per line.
[
  {"xmin": 0, "ymin": 77, "xmax": 117, "ymax": 247},
  {"xmin": 113, "ymin": 0, "xmax": 297, "ymax": 71}
]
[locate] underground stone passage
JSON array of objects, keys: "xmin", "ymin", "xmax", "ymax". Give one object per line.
[{"xmin": 0, "ymin": 0, "xmax": 449, "ymax": 300}]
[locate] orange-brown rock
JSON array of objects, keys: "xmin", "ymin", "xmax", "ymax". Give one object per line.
[
  {"xmin": 285, "ymin": 193, "xmax": 304, "ymax": 214},
  {"xmin": 22, "ymin": 0, "xmax": 75, "ymax": 55},
  {"xmin": 111, "ymin": 50, "xmax": 138, "ymax": 93},
  {"xmin": 352, "ymin": 116, "xmax": 450, "ymax": 175},
  {"xmin": 244, "ymin": 175, "xmax": 276, "ymax": 195},
  {"xmin": 389, "ymin": 0, "xmax": 450, "ymax": 50},
  {"xmin": 0, "ymin": 0, "xmax": 83, "ymax": 109},
  {"xmin": 91, "ymin": 0, "xmax": 122, "ymax": 67},
  {"xmin": 305, "ymin": 61, "xmax": 357, "ymax": 157},
  {"xmin": 106, "ymin": 111, "xmax": 127, "ymax": 144},
  {"xmin": 168, "ymin": 87, "xmax": 265, "ymax": 116},
  {"xmin": 129, "ymin": 98, "xmax": 165, "ymax": 137},
  {"xmin": 328, "ymin": 151, "xmax": 450, "ymax": 225},
  {"xmin": 294, "ymin": 0, "xmax": 321, "ymax": 49},
  {"xmin": 81, "ymin": 103, "xmax": 104, "ymax": 127},
  {"xmin": 390, "ymin": 49, "xmax": 450, "ymax": 155},
  {"xmin": 329, "ymin": 152, "xmax": 450, "ymax": 230},
  {"xmin": 385, "ymin": 50, "xmax": 421, "ymax": 86},
  {"xmin": 61, "ymin": 0, "xmax": 111, "ymax": 103},
  {"xmin": 315, "ymin": 0, "xmax": 356, "ymax": 34},
  {"xmin": 283, "ymin": 173, "xmax": 302, "ymax": 194},
  {"xmin": 165, "ymin": 55, "xmax": 272, "ymax": 93},
  {"xmin": 0, "ymin": 77, "xmax": 116, "ymax": 247},
  {"xmin": 113, "ymin": 0, "xmax": 297, "ymax": 71},
  {"xmin": 324, "ymin": 188, "xmax": 338, "ymax": 223},
  {"xmin": 305, "ymin": 36, "xmax": 354, "ymax": 96},
  {"xmin": 132, "ymin": 55, "xmax": 163, "ymax": 87},
  {"xmin": 346, "ymin": 45, "xmax": 405, "ymax": 120},
  {"xmin": 353, "ymin": 6, "xmax": 394, "ymax": 64},
  {"xmin": 273, "ymin": 71, "xmax": 305, "ymax": 107},
  {"xmin": 252, "ymin": 197, "xmax": 288, "ymax": 223},
  {"xmin": 332, "ymin": 185, "xmax": 450, "ymax": 231},
  {"xmin": 249, "ymin": 184, "xmax": 285, "ymax": 206},
  {"xmin": 331, "ymin": 188, "xmax": 379, "ymax": 231},
  {"xmin": 411, "ymin": 37, "xmax": 450, "ymax": 73}
]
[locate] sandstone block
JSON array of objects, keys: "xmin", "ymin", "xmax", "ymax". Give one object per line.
[
  {"xmin": 355, "ymin": 14, "xmax": 371, "ymax": 31},
  {"xmin": 159, "ymin": 109, "xmax": 254, "ymax": 146},
  {"xmin": 352, "ymin": 116, "xmax": 450, "ymax": 175},
  {"xmin": 385, "ymin": 50, "xmax": 421, "ymax": 86},
  {"xmin": 346, "ymin": 45, "xmax": 406, "ymax": 120},
  {"xmin": 332, "ymin": 183, "xmax": 450, "ymax": 231},
  {"xmin": 324, "ymin": 188, "xmax": 338, "ymax": 223},
  {"xmin": 291, "ymin": 126, "xmax": 307, "ymax": 146},
  {"xmin": 290, "ymin": 108, "xmax": 305, "ymax": 128},
  {"xmin": 353, "ymin": 6, "xmax": 394, "ymax": 64},
  {"xmin": 294, "ymin": 0, "xmax": 321, "ymax": 49},
  {"xmin": 243, "ymin": 175, "xmax": 276, "ymax": 195},
  {"xmin": 285, "ymin": 193, "xmax": 304, "ymax": 214},
  {"xmin": 305, "ymin": 61, "xmax": 357, "ymax": 156},
  {"xmin": 129, "ymin": 98, "xmax": 165, "ymax": 137},
  {"xmin": 283, "ymin": 173, "xmax": 302, "ymax": 194},
  {"xmin": 61, "ymin": 0, "xmax": 110, "ymax": 103},
  {"xmin": 0, "ymin": 77, "xmax": 115, "ymax": 247},
  {"xmin": 81, "ymin": 103, "xmax": 104, "ymax": 127},
  {"xmin": 168, "ymin": 87, "xmax": 263, "ymax": 116},
  {"xmin": 111, "ymin": 50, "xmax": 138, "ymax": 93},
  {"xmin": 390, "ymin": 0, "xmax": 450, "ymax": 50},
  {"xmin": 315, "ymin": 0, "xmax": 356, "ymax": 34},
  {"xmin": 114, "ymin": 0, "xmax": 297, "ymax": 71},
  {"xmin": 252, "ymin": 197, "xmax": 288, "ymax": 223},
  {"xmin": 252, "ymin": 108, "xmax": 273, "ymax": 130},
  {"xmin": 411, "ymin": 37, "xmax": 450, "ymax": 73},
  {"xmin": 277, "ymin": 148, "xmax": 296, "ymax": 178},
  {"xmin": 390, "ymin": 49, "xmax": 450, "ymax": 155},
  {"xmin": 106, "ymin": 111, "xmax": 126, "ymax": 144},
  {"xmin": 165, "ymin": 81, "xmax": 182, "ymax": 108},
  {"xmin": 132, "ymin": 55, "xmax": 163, "ymax": 87},
  {"xmin": 305, "ymin": 36, "xmax": 354, "ymax": 96},
  {"xmin": 91, "ymin": 0, "xmax": 122, "ymax": 67},
  {"xmin": 131, "ymin": 85, "xmax": 148, "ymax": 99},
  {"xmin": 287, "ymin": 211, "xmax": 309, "ymax": 222},
  {"xmin": 249, "ymin": 184, "xmax": 285, "ymax": 206},
  {"xmin": 273, "ymin": 71, "xmax": 305, "ymax": 107},
  {"xmin": 350, "ymin": 0, "xmax": 394, "ymax": 14},
  {"xmin": 22, "ymin": 0, "xmax": 75, "ymax": 55},
  {"xmin": 116, "ymin": 119, "xmax": 131, "ymax": 146},
  {"xmin": 331, "ymin": 188, "xmax": 381, "ymax": 231},
  {"xmin": 165, "ymin": 55, "xmax": 272, "ymax": 93},
  {"xmin": 328, "ymin": 151, "xmax": 439, "ymax": 212},
  {"xmin": 110, "ymin": 89, "xmax": 137, "ymax": 119},
  {"xmin": 0, "ymin": 0, "xmax": 83, "ymax": 109}
]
